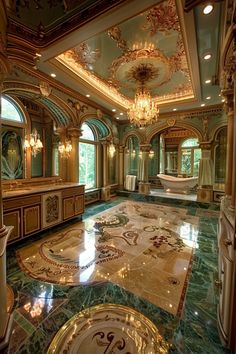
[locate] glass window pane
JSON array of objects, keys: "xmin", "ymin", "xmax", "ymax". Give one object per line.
[
  {"xmin": 79, "ymin": 142, "xmax": 96, "ymax": 189},
  {"xmin": 1, "ymin": 97, "xmax": 23, "ymax": 122},
  {"xmin": 181, "ymin": 149, "xmax": 191, "ymax": 174},
  {"xmin": 80, "ymin": 123, "xmax": 95, "ymax": 141},
  {"xmin": 193, "ymin": 149, "xmax": 201, "ymax": 176},
  {"xmin": 182, "ymin": 138, "xmax": 198, "ymax": 147}
]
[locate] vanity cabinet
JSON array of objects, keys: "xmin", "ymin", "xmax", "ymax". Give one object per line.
[
  {"xmin": 217, "ymin": 211, "xmax": 235, "ymax": 347},
  {"xmin": 62, "ymin": 186, "xmax": 84, "ymax": 220},
  {"xmin": 3, "ymin": 184, "xmax": 85, "ymax": 244}
]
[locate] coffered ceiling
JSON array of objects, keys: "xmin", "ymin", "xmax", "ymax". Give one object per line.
[{"xmin": 4, "ymin": 0, "xmax": 224, "ymax": 122}]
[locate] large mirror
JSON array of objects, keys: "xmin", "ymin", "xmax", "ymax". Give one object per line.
[{"xmin": 1, "ymin": 95, "xmax": 59, "ymax": 180}]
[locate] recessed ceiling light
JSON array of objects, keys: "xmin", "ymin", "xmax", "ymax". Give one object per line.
[
  {"xmin": 120, "ymin": 112, "xmax": 124, "ymax": 115},
  {"xmin": 116, "ymin": 117, "xmax": 120, "ymax": 120},
  {"xmin": 205, "ymin": 79, "xmax": 211, "ymax": 84},
  {"xmin": 203, "ymin": 53, "xmax": 212, "ymax": 60},
  {"xmin": 173, "ymin": 108, "xmax": 177, "ymax": 111},
  {"xmin": 201, "ymin": 103, "xmax": 205, "ymax": 107},
  {"xmin": 35, "ymin": 53, "xmax": 42, "ymax": 57},
  {"xmin": 206, "ymin": 96, "xmax": 211, "ymax": 100},
  {"xmin": 50, "ymin": 73, "xmax": 56, "ymax": 78},
  {"xmin": 203, "ymin": 4, "xmax": 213, "ymax": 15},
  {"xmin": 112, "ymin": 109, "xmax": 116, "ymax": 112},
  {"xmin": 221, "ymin": 99, "xmax": 225, "ymax": 102},
  {"xmin": 86, "ymin": 94, "xmax": 90, "ymax": 98}
]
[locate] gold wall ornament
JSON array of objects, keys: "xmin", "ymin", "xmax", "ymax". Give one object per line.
[
  {"xmin": 39, "ymin": 81, "xmax": 52, "ymax": 97},
  {"xmin": 96, "ymin": 109, "xmax": 103, "ymax": 118},
  {"xmin": 167, "ymin": 118, "xmax": 176, "ymax": 126}
]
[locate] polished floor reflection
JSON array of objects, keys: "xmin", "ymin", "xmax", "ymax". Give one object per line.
[
  {"xmin": 17, "ymin": 201, "xmax": 198, "ymax": 315},
  {"xmin": 6, "ymin": 196, "xmax": 230, "ymax": 354}
]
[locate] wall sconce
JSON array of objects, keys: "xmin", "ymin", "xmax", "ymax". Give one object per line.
[
  {"xmin": 131, "ymin": 149, "xmax": 136, "ymax": 158},
  {"xmin": 149, "ymin": 150, "xmax": 155, "ymax": 158},
  {"xmin": 58, "ymin": 140, "xmax": 72, "ymax": 158},
  {"xmin": 108, "ymin": 141, "xmax": 116, "ymax": 158},
  {"xmin": 24, "ymin": 128, "xmax": 43, "ymax": 157}
]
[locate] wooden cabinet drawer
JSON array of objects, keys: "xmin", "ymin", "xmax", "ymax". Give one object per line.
[
  {"xmin": 63, "ymin": 197, "xmax": 74, "ymax": 220},
  {"xmin": 3, "ymin": 210, "xmax": 21, "ymax": 242},
  {"xmin": 62, "ymin": 186, "xmax": 84, "ymax": 198},
  {"xmin": 75, "ymin": 195, "xmax": 84, "ymax": 215},
  {"xmin": 3, "ymin": 195, "xmax": 41, "ymax": 210},
  {"xmin": 23, "ymin": 205, "xmax": 41, "ymax": 235}
]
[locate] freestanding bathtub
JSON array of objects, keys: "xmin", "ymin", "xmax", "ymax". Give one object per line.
[{"xmin": 157, "ymin": 174, "xmax": 198, "ymax": 194}]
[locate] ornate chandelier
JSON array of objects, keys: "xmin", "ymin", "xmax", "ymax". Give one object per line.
[
  {"xmin": 24, "ymin": 128, "xmax": 43, "ymax": 157},
  {"xmin": 126, "ymin": 63, "xmax": 159, "ymax": 127},
  {"xmin": 128, "ymin": 86, "xmax": 159, "ymax": 127}
]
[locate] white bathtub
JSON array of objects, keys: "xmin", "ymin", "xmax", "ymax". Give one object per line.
[{"xmin": 157, "ymin": 174, "xmax": 198, "ymax": 194}]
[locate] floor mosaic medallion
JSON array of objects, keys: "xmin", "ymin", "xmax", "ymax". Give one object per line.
[
  {"xmin": 47, "ymin": 303, "xmax": 169, "ymax": 354},
  {"xmin": 17, "ymin": 201, "xmax": 199, "ymax": 315}
]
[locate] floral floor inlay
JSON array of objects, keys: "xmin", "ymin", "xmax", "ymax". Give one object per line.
[
  {"xmin": 16, "ymin": 201, "xmax": 199, "ymax": 315},
  {"xmin": 47, "ymin": 303, "xmax": 169, "ymax": 354}
]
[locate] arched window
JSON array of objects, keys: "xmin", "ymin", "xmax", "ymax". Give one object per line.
[
  {"xmin": 1, "ymin": 96, "xmax": 25, "ymax": 179},
  {"xmin": 79, "ymin": 122, "xmax": 97, "ymax": 189},
  {"xmin": 180, "ymin": 138, "xmax": 201, "ymax": 176},
  {"xmin": 1, "ymin": 96, "xmax": 24, "ymax": 122}
]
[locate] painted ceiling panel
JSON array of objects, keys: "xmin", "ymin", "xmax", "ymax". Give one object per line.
[{"xmin": 57, "ymin": 0, "xmax": 195, "ymax": 109}]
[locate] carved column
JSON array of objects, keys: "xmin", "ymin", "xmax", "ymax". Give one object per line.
[
  {"xmin": 138, "ymin": 144, "xmax": 151, "ymax": 195},
  {"xmin": 197, "ymin": 143, "xmax": 213, "ymax": 202},
  {"xmin": 118, "ymin": 145, "xmax": 124, "ymax": 190},
  {"xmin": 0, "ymin": 63, "xmax": 13, "ymax": 350},
  {"xmin": 222, "ymin": 92, "xmax": 234, "ymax": 200},
  {"xmin": 67, "ymin": 127, "xmax": 81, "ymax": 183},
  {"xmin": 101, "ymin": 140, "xmax": 110, "ymax": 201}
]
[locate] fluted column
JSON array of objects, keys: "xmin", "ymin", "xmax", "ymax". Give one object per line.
[
  {"xmin": 232, "ymin": 72, "xmax": 236, "ymax": 208},
  {"xmin": 68, "ymin": 127, "xmax": 81, "ymax": 182},
  {"xmin": 138, "ymin": 144, "xmax": 151, "ymax": 194},
  {"xmin": 101, "ymin": 140, "xmax": 110, "ymax": 200},
  {"xmin": 118, "ymin": 145, "xmax": 124, "ymax": 190}
]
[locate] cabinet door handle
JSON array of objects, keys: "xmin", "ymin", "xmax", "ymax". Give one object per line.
[
  {"xmin": 224, "ymin": 240, "xmax": 232, "ymax": 246},
  {"xmin": 215, "ymin": 280, "xmax": 222, "ymax": 289}
]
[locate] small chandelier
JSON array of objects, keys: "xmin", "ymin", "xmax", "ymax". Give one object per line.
[
  {"xmin": 108, "ymin": 141, "xmax": 116, "ymax": 158},
  {"xmin": 24, "ymin": 128, "xmax": 43, "ymax": 157},
  {"xmin": 58, "ymin": 140, "xmax": 72, "ymax": 158},
  {"xmin": 128, "ymin": 86, "xmax": 159, "ymax": 127}
]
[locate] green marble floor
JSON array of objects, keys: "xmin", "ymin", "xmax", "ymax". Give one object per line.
[{"xmin": 6, "ymin": 196, "xmax": 230, "ymax": 353}]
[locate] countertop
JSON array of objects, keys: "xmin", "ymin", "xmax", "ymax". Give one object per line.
[{"xmin": 2, "ymin": 182, "xmax": 84, "ymax": 198}]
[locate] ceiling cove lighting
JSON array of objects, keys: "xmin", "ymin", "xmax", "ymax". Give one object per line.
[{"xmin": 203, "ymin": 4, "xmax": 213, "ymax": 15}]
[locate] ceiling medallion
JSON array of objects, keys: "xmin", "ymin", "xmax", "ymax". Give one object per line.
[{"xmin": 127, "ymin": 64, "xmax": 159, "ymax": 127}]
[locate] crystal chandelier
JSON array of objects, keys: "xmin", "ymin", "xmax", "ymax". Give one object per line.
[
  {"xmin": 58, "ymin": 140, "xmax": 72, "ymax": 158},
  {"xmin": 126, "ymin": 63, "xmax": 159, "ymax": 127},
  {"xmin": 128, "ymin": 86, "xmax": 159, "ymax": 127},
  {"xmin": 24, "ymin": 128, "xmax": 43, "ymax": 157}
]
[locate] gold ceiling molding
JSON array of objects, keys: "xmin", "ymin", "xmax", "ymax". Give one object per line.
[
  {"xmin": 143, "ymin": 0, "xmax": 180, "ymax": 34},
  {"xmin": 107, "ymin": 26, "xmax": 128, "ymax": 50},
  {"xmin": 57, "ymin": 53, "xmax": 131, "ymax": 109}
]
